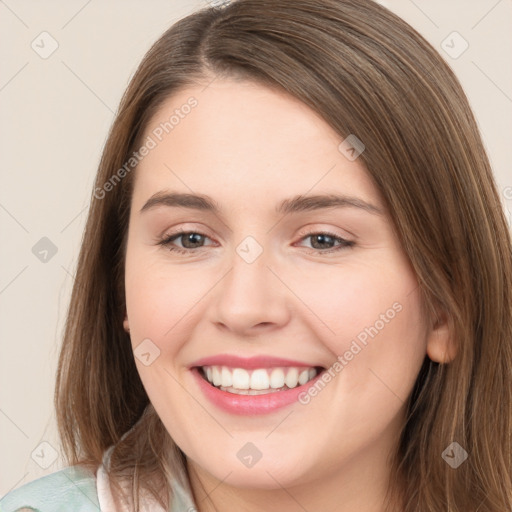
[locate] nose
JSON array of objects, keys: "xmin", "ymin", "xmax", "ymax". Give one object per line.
[{"xmin": 209, "ymin": 244, "xmax": 291, "ymax": 336}]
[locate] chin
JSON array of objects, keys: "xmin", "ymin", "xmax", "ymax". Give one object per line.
[{"xmin": 193, "ymin": 452, "xmax": 312, "ymax": 490}]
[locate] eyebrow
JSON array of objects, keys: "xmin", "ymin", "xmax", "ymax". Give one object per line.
[{"xmin": 140, "ymin": 191, "xmax": 384, "ymax": 216}]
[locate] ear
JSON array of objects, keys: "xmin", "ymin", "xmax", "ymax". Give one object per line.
[
  {"xmin": 123, "ymin": 314, "xmax": 130, "ymax": 333},
  {"xmin": 426, "ymin": 307, "xmax": 457, "ymax": 363}
]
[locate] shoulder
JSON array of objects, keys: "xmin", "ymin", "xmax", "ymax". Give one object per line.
[{"xmin": 0, "ymin": 465, "xmax": 99, "ymax": 512}]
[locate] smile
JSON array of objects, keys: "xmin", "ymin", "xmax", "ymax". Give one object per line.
[
  {"xmin": 189, "ymin": 354, "xmax": 327, "ymax": 414},
  {"xmin": 199, "ymin": 365, "xmax": 321, "ymax": 395}
]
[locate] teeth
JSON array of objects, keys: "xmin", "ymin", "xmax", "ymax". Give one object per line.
[
  {"xmin": 221, "ymin": 367, "xmax": 232, "ymax": 387},
  {"xmin": 201, "ymin": 365, "xmax": 319, "ymax": 393},
  {"xmin": 285, "ymin": 368, "xmax": 299, "ymax": 388},
  {"xmin": 270, "ymin": 368, "xmax": 285, "ymax": 389},
  {"xmin": 212, "ymin": 366, "xmax": 222, "ymax": 386},
  {"xmin": 232, "ymin": 368, "xmax": 250, "ymax": 389},
  {"xmin": 298, "ymin": 369, "xmax": 310, "ymax": 385},
  {"xmin": 250, "ymin": 369, "xmax": 269, "ymax": 390}
]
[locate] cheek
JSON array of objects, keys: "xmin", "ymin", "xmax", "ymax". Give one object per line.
[
  {"xmin": 123, "ymin": 256, "xmax": 200, "ymax": 421},
  {"xmin": 293, "ymin": 256, "xmax": 427, "ymax": 397},
  {"xmin": 288, "ymin": 256, "xmax": 423, "ymax": 350},
  {"xmin": 124, "ymin": 255, "xmax": 209, "ymax": 344}
]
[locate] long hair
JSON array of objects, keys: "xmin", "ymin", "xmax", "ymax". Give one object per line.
[{"xmin": 54, "ymin": 0, "xmax": 512, "ymax": 510}]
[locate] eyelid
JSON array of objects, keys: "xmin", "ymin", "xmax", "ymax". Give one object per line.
[
  {"xmin": 295, "ymin": 224, "xmax": 355, "ymax": 241},
  {"xmin": 157, "ymin": 223, "xmax": 217, "ymax": 241}
]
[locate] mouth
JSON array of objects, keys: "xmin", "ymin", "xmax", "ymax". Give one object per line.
[
  {"xmin": 195, "ymin": 365, "xmax": 325, "ymax": 395},
  {"xmin": 188, "ymin": 354, "xmax": 329, "ymax": 414}
]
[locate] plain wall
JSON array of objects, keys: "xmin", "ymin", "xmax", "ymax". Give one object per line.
[{"xmin": 1, "ymin": 0, "xmax": 511, "ymax": 496}]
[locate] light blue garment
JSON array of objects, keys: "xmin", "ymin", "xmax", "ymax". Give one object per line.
[
  {"xmin": 0, "ymin": 466, "xmax": 101, "ymax": 512},
  {"xmin": 0, "ymin": 461, "xmax": 197, "ymax": 512}
]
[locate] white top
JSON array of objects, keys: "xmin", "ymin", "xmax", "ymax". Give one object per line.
[{"xmin": 96, "ymin": 445, "xmax": 197, "ymax": 511}]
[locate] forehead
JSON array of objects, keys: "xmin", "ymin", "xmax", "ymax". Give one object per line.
[{"xmin": 132, "ymin": 79, "xmax": 383, "ymax": 212}]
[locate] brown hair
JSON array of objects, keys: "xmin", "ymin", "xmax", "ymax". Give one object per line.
[{"xmin": 55, "ymin": 0, "xmax": 512, "ymax": 510}]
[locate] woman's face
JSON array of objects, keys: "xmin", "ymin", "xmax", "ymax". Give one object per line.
[{"xmin": 123, "ymin": 78, "xmax": 432, "ymax": 491}]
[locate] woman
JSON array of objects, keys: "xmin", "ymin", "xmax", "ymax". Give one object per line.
[{"xmin": 2, "ymin": 0, "xmax": 511, "ymax": 510}]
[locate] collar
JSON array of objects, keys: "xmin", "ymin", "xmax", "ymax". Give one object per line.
[{"xmin": 96, "ymin": 444, "xmax": 198, "ymax": 511}]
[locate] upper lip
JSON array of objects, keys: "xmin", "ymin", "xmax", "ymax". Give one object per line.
[{"xmin": 190, "ymin": 354, "xmax": 324, "ymax": 370}]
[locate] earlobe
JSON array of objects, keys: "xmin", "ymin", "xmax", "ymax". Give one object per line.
[
  {"xmin": 123, "ymin": 316, "xmax": 130, "ymax": 333},
  {"xmin": 426, "ymin": 309, "xmax": 457, "ymax": 363}
]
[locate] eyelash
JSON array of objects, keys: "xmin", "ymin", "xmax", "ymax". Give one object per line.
[{"xmin": 157, "ymin": 228, "xmax": 355, "ymax": 256}]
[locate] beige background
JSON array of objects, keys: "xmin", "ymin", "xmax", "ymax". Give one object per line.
[{"xmin": 1, "ymin": 0, "xmax": 511, "ymax": 496}]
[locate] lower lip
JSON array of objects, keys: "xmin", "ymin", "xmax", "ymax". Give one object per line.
[{"xmin": 190, "ymin": 367, "xmax": 323, "ymax": 415}]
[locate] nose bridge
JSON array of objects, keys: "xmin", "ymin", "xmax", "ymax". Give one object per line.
[
  {"xmin": 225, "ymin": 234, "xmax": 275, "ymax": 305},
  {"xmin": 212, "ymin": 233, "xmax": 290, "ymax": 332}
]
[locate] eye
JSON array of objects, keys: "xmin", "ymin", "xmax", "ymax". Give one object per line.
[
  {"xmin": 157, "ymin": 229, "xmax": 215, "ymax": 255},
  {"xmin": 295, "ymin": 230, "xmax": 355, "ymax": 254},
  {"xmin": 157, "ymin": 229, "xmax": 355, "ymax": 256}
]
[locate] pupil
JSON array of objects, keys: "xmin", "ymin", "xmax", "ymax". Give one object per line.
[
  {"xmin": 184, "ymin": 233, "xmax": 203, "ymax": 248},
  {"xmin": 313, "ymin": 234, "xmax": 333, "ymax": 249}
]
